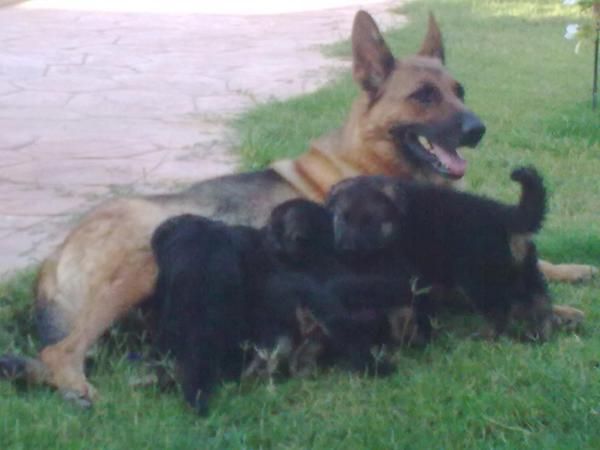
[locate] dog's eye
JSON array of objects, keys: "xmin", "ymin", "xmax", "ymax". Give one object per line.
[{"xmin": 410, "ymin": 83, "xmax": 440, "ymax": 105}]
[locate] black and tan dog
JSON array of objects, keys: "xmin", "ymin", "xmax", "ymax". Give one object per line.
[
  {"xmin": 0, "ymin": 11, "xmax": 592, "ymax": 405},
  {"xmin": 327, "ymin": 167, "xmax": 553, "ymax": 340}
]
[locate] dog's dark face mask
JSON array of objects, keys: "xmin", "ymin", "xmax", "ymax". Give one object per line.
[{"xmin": 328, "ymin": 184, "xmax": 400, "ymax": 255}]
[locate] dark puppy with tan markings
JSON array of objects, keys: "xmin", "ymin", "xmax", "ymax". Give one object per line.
[{"xmin": 327, "ymin": 167, "xmax": 553, "ymax": 340}]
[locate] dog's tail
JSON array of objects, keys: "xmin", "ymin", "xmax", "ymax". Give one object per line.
[{"xmin": 509, "ymin": 166, "xmax": 546, "ymax": 234}]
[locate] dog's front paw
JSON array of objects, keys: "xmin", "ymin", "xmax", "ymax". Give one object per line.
[
  {"xmin": 558, "ymin": 264, "xmax": 598, "ymax": 282},
  {"xmin": 552, "ymin": 305, "xmax": 585, "ymax": 331},
  {"xmin": 61, "ymin": 385, "xmax": 96, "ymax": 409}
]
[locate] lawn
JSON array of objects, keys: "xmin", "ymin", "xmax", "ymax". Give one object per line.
[{"xmin": 1, "ymin": 0, "xmax": 599, "ymax": 448}]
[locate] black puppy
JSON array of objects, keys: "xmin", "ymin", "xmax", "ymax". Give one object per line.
[
  {"xmin": 241, "ymin": 199, "xmax": 342, "ymax": 379},
  {"xmin": 327, "ymin": 167, "xmax": 552, "ymax": 340},
  {"xmin": 150, "ymin": 214, "xmax": 262, "ymax": 413}
]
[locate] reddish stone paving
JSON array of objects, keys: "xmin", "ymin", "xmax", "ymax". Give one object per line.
[{"xmin": 0, "ymin": 1, "xmax": 404, "ymax": 278}]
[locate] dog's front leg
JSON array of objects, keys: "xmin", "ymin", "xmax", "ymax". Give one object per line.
[{"xmin": 538, "ymin": 259, "xmax": 598, "ymax": 283}]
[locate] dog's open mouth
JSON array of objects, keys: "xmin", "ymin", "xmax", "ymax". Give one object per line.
[
  {"xmin": 404, "ymin": 133, "xmax": 467, "ymax": 179},
  {"xmin": 392, "ymin": 130, "xmax": 468, "ymax": 179}
]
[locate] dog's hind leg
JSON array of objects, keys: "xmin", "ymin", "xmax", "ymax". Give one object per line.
[
  {"xmin": 39, "ymin": 249, "xmax": 157, "ymax": 406},
  {"xmin": 32, "ymin": 198, "xmax": 174, "ymax": 405}
]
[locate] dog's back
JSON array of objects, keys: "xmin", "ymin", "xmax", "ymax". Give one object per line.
[{"xmin": 399, "ymin": 167, "xmax": 546, "ymax": 271}]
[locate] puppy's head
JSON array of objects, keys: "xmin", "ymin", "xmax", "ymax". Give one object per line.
[
  {"xmin": 326, "ymin": 176, "xmax": 405, "ymax": 254},
  {"xmin": 266, "ymin": 199, "xmax": 334, "ymax": 262}
]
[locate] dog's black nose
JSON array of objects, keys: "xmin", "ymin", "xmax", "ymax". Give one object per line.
[{"xmin": 459, "ymin": 112, "xmax": 486, "ymax": 148}]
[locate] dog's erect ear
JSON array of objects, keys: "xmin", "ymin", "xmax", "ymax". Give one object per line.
[
  {"xmin": 352, "ymin": 10, "xmax": 395, "ymax": 97},
  {"xmin": 418, "ymin": 13, "xmax": 445, "ymax": 64}
]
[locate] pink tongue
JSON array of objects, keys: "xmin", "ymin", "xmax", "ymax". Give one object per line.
[{"xmin": 431, "ymin": 145, "xmax": 467, "ymax": 178}]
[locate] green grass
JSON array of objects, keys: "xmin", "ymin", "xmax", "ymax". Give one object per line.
[{"xmin": 2, "ymin": 0, "xmax": 600, "ymax": 448}]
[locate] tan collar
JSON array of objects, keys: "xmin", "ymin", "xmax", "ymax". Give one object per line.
[{"xmin": 271, "ymin": 146, "xmax": 362, "ymax": 202}]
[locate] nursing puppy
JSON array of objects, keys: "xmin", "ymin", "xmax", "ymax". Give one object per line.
[
  {"xmin": 150, "ymin": 214, "xmax": 261, "ymax": 413},
  {"xmin": 327, "ymin": 167, "xmax": 553, "ymax": 340},
  {"xmin": 243, "ymin": 199, "xmax": 342, "ymax": 379}
]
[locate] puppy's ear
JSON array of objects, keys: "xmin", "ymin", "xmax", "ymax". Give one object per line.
[
  {"xmin": 418, "ymin": 13, "xmax": 445, "ymax": 64},
  {"xmin": 352, "ymin": 10, "xmax": 395, "ymax": 98}
]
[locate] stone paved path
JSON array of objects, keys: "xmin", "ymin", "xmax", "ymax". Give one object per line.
[{"xmin": 0, "ymin": 0, "xmax": 403, "ymax": 278}]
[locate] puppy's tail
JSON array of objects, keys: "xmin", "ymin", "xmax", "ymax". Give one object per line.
[{"xmin": 509, "ymin": 166, "xmax": 546, "ymax": 234}]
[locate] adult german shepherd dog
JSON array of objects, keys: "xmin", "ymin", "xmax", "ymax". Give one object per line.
[{"xmin": 0, "ymin": 11, "xmax": 593, "ymax": 406}]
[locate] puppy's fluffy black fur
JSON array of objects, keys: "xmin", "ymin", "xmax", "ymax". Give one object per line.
[
  {"xmin": 150, "ymin": 214, "xmax": 262, "ymax": 413},
  {"xmin": 327, "ymin": 166, "xmax": 552, "ymax": 340}
]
